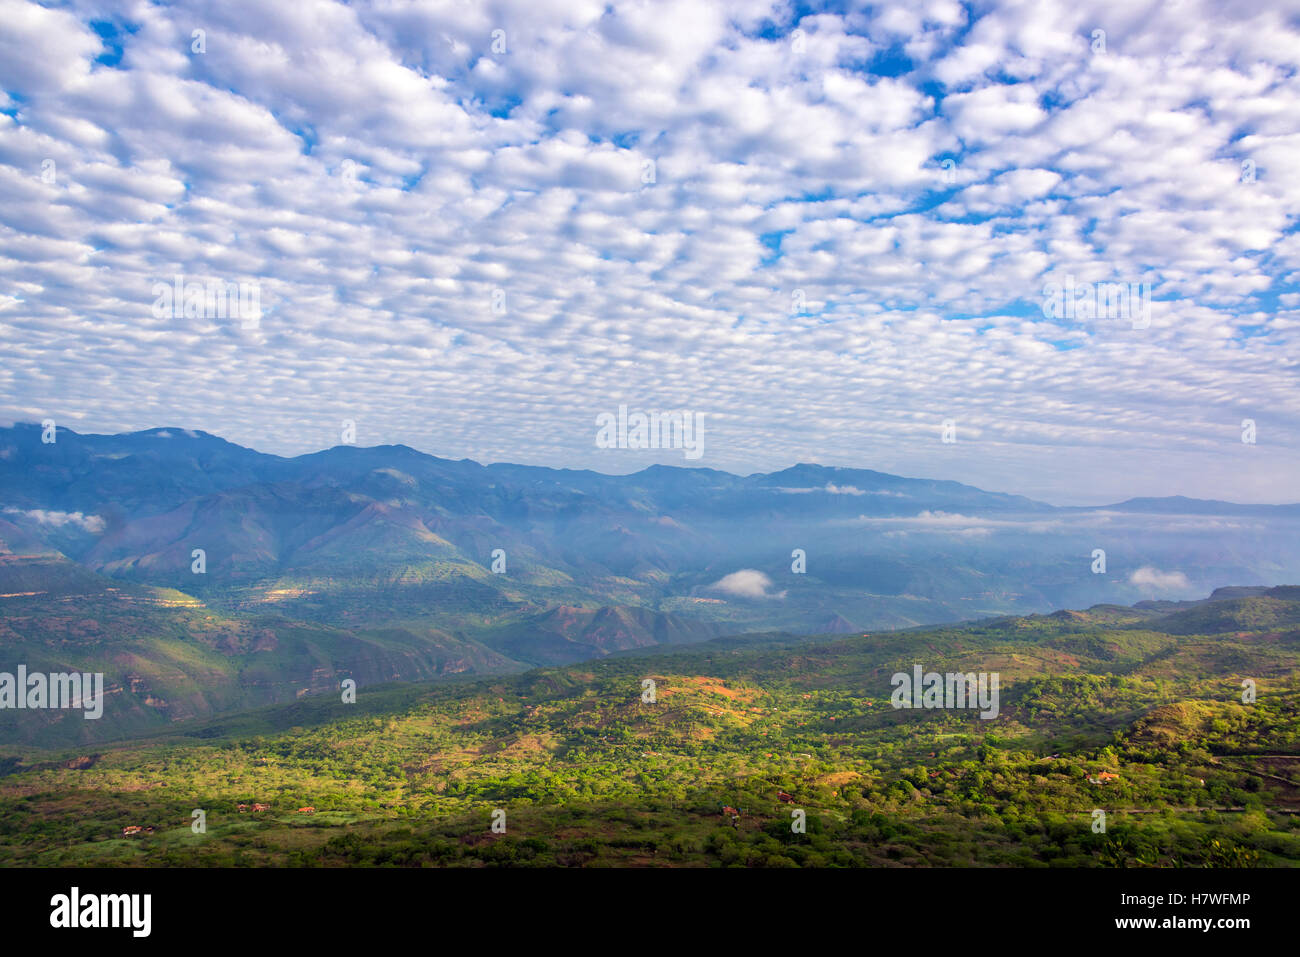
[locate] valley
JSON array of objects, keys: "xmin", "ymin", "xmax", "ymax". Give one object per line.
[
  {"xmin": 2, "ymin": 425, "xmax": 1297, "ymax": 868},
  {"xmin": 0, "ymin": 587, "xmax": 1297, "ymax": 867},
  {"xmin": 4, "ymin": 424, "xmax": 1299, "ymax": 748}
]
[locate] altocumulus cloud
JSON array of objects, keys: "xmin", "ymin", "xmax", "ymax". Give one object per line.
[{"xmin": 1, "ymin": 0, "xmax": 1299, "ymax": 505}]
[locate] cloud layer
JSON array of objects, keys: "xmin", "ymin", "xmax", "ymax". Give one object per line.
[{"xmin": 1, "ymin": 0, "xmax": 1298, "ymax": 504}]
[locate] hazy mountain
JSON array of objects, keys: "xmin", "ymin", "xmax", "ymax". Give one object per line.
[
  {"xmin": 4, "ymin": 423, "xmax": 1300, "ymax": 746},
  {"xmin": 478, "ymin": 604, "xmax": 725, "ymax": 666},
  {"xmin": 6, "ymin": 423, "xmax": 1300, "ymax": 620}
]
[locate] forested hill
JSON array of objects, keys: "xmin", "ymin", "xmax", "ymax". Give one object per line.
[{"xmin": 1, "ymin": 587, "xmax": 1297, "ymax": 867}]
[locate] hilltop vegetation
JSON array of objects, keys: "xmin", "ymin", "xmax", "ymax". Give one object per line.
[{"xmin": 1, "ymin": 590, "xmax": 1298, "ymax": 867}]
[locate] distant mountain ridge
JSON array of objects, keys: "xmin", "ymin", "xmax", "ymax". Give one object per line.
[
  {"xmin": 7, "ymin": 423, "xmax": 1295, "ymax": 515},
  {"xmin": 5, "ymin": 422, "xmax": 1300, "ymax": 617},
  {"xmin": 4, "ymin": 423, "xmax": 1300, "ymax": 747}
]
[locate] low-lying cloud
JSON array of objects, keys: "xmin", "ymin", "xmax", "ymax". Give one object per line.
[
  {"xmin": 3, "ymin": 507, "xmax": 106, "ymax": 534},
  {"xmin": 709, "ymin": 569, "xmax": 784, "ymax": 600},
  {"xmin": 1129, "ymin": 566, "xmax": 1191, "ymax": 591}
]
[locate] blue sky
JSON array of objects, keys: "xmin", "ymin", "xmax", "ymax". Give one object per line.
[{"xmin": 0, "ymin": 0, "xmax": 1298, "ymax": 505}]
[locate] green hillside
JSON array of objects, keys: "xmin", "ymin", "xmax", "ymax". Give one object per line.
[
  {"xmin": 1, "ymin": 592, "xmax": 1298, "ymax": 867},
  {"xmin": 0, "ymin": 557, "xmax": 518, "ymax": 746}
]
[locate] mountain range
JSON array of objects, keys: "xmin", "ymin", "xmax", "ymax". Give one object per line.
[{"xmin": 3, "ymin": 422, "xmax": 1299, "ymax": 745}]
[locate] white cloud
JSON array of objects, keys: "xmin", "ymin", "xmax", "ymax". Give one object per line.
[
  {"xmin": 1129, "ymin": 566, "xmax": 1192, "ymax": 591},
  {"xmin": 4, "ymin": 507, "xmax": 105, "ymax": 534},
  {"xmin": 778, "ymin": 483, "xmax": 905, "ymax": 496},
  {"xmin": 709, "ymin": 569, "xmax": 782, "ymax": 599},
  {"xmin": 849, "ymin": 510, "xmax": 1060, "ymax": 535}
]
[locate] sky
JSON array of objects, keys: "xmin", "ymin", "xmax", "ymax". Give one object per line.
[{"xmin": 0, "ymin": 0, "xmax": 1298, "ymax": 506}]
